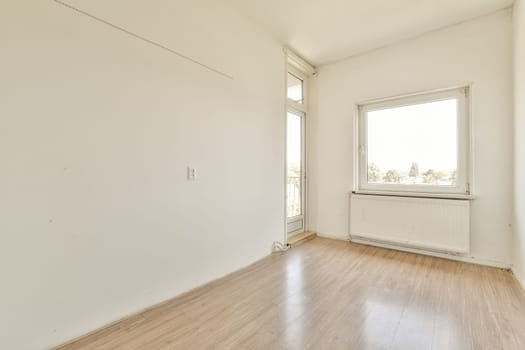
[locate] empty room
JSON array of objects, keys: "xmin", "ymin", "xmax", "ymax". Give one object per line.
[{"xmin": 3, "ymin": 0, "xmax": 525, "ymax": 349}]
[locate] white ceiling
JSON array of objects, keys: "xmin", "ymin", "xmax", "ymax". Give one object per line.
[{"xmin": 226, "ymin": 0, "xmax": 514, "ymax": 66}]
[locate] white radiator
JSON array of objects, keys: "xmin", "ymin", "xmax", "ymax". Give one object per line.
[{"xmin": 350, "ymin": 194, "xmax": 470, "ymax": 254}]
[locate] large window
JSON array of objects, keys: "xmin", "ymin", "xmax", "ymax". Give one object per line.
[{"xmin": 357, "ymin": 87, "xmax": 470, "ymax": 196}]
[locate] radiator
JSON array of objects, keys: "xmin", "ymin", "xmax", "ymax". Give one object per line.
[{"xmin": 350, "ymin": 194, "xmax": 470, "ymax": 254}]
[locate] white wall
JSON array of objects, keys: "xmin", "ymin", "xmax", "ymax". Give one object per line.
[
  {"xmin": 0, "ymin": 1, "xmax": 285, "ymax": 349},
  {"xmin": 513, "ymin": 0, "xmax": 525, "ymax": 287},
  {"xmin": 309, "ymin": 10, "xmax": 514, "ymax": 265}
]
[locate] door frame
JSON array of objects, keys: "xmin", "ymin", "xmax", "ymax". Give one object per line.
[{"xmin": 285, "ymin": 63, "xmax": 309, "ymax": 238}]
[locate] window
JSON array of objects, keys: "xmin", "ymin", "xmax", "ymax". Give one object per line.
[
  {"xmin": 357, "ymin": 87, "xmax": 470, "ymax": 196},
  {"xmin": 287, "ymin": 73, "xmax": 303, "ymax": 104},
  {"xmin": 287, "ymin": 111, "xmax": 303, "ymax": 218}
]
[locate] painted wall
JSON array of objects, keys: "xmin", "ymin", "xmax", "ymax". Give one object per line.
[
  {"xmin": 513, "ymin": 0, "xmax": 525, "ymax": 287},
  {"xmin": 0, "ymin": 1, "xmax": 285, "ymax": 349},
  {"xmin": 309, "ymin": 10, "xmax": 514, "ymax": 266}
]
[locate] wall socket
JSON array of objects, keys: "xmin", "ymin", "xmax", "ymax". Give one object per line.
[{"xmin": 187, "ymin": 167, "xmax": 196, "ymax": 181}]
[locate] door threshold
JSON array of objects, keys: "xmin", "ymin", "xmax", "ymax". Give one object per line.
[{"xmin": 288, "ymin": 231, "xmax": 316, "ymax": 247}]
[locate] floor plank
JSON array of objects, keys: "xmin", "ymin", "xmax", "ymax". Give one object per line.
[{"xmin": 57, "ymin": 238, "xmax": 525, "ymax": 350}]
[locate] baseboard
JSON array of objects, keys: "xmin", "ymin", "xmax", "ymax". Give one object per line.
[
  {"xmin": 316, "ymin": 232, "xmax": 350, "ymax": 241},
  {"xmin": 51, "ymin": 252, "xmax": 273, "ymax": 349},
  {"xmin": 349, "ymin": 236, "xmax": 510, "ymax": 269},
  {"xmin": 511, "ymin": 267, "xmax": 525, "ymax": 293},
  {"xmin": 296, "ymin": 231, "xmax": 509, "ymax": 269}
]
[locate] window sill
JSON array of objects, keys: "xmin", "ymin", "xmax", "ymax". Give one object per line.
[{"xmin": 351, "ymin": 190, "xmax": 475, "ymax": 200}]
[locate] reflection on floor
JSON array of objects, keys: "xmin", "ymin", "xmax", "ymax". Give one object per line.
[{"xmin": 58, "ymin": 237, "xmax": 525, "ymax": 350}]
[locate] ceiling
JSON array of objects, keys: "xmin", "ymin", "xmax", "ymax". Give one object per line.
[{"xmin": 226, "ymin": 0, "xmax": 514, "ymax": 66}]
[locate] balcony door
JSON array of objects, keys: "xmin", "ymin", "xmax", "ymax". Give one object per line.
[{"xmin": 287, "ymin": 109, "xmax": 305, "ymax": 235}]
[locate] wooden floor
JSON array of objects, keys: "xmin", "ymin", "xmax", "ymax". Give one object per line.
[{"xmin": 58, "ymin": 238, "xmax": 525, "ymax": 350}]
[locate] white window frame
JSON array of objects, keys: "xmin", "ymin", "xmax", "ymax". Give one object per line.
[
  {"xmin": 286, "ymin": 64, "xmax": 308, "ymax": 235},
  {"xmin": 283, "ymin": 48, "xmax": 315, "ymax": 238},
  {"xmin": 356, "ymin": 86, "xmax": 471, "ymax": 197},
  {"xmin": 287, "ymin": 65, "xmax": 308, "ymax": 113}
]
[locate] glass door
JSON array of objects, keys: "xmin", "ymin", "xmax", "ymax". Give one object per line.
[{"xmin": 287, "ymin": 110, "xmax": 305, "ymax": 235}]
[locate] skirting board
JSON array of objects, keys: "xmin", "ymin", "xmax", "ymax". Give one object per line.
[
  {"xmin": 314, "ymin": 232, "xmax": 509, "ymax": 269},
  {"xmin": 351, "ymin": 236, "xmax": 509, "ymax": 269},
  {"xmin": 316, "ymin": 232, "xmax": 350, "ymax": 241},
  {"xmin": 52, "ymin": 252, "xmax": 273, "ymax": 349},
  {"xmin": 511, "ymin": 268, "xmax": 525, "ymax": 293}
]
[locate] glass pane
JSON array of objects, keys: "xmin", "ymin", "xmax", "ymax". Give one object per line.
[
  {"xmin": 287, "ymin": 73, "xmax": 303, "ymax": 104},
  {"xmin": 287, "ymin": 112, "xmax": 302, "ymax": 218},
  {"xmin": 367, "ymin": 99, "xmax": 458, "ymax": 186}
]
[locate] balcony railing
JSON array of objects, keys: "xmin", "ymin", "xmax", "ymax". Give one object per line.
[{"xmin": 287, "ymin": 176, "xmax": 301, "ymax": 218}]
